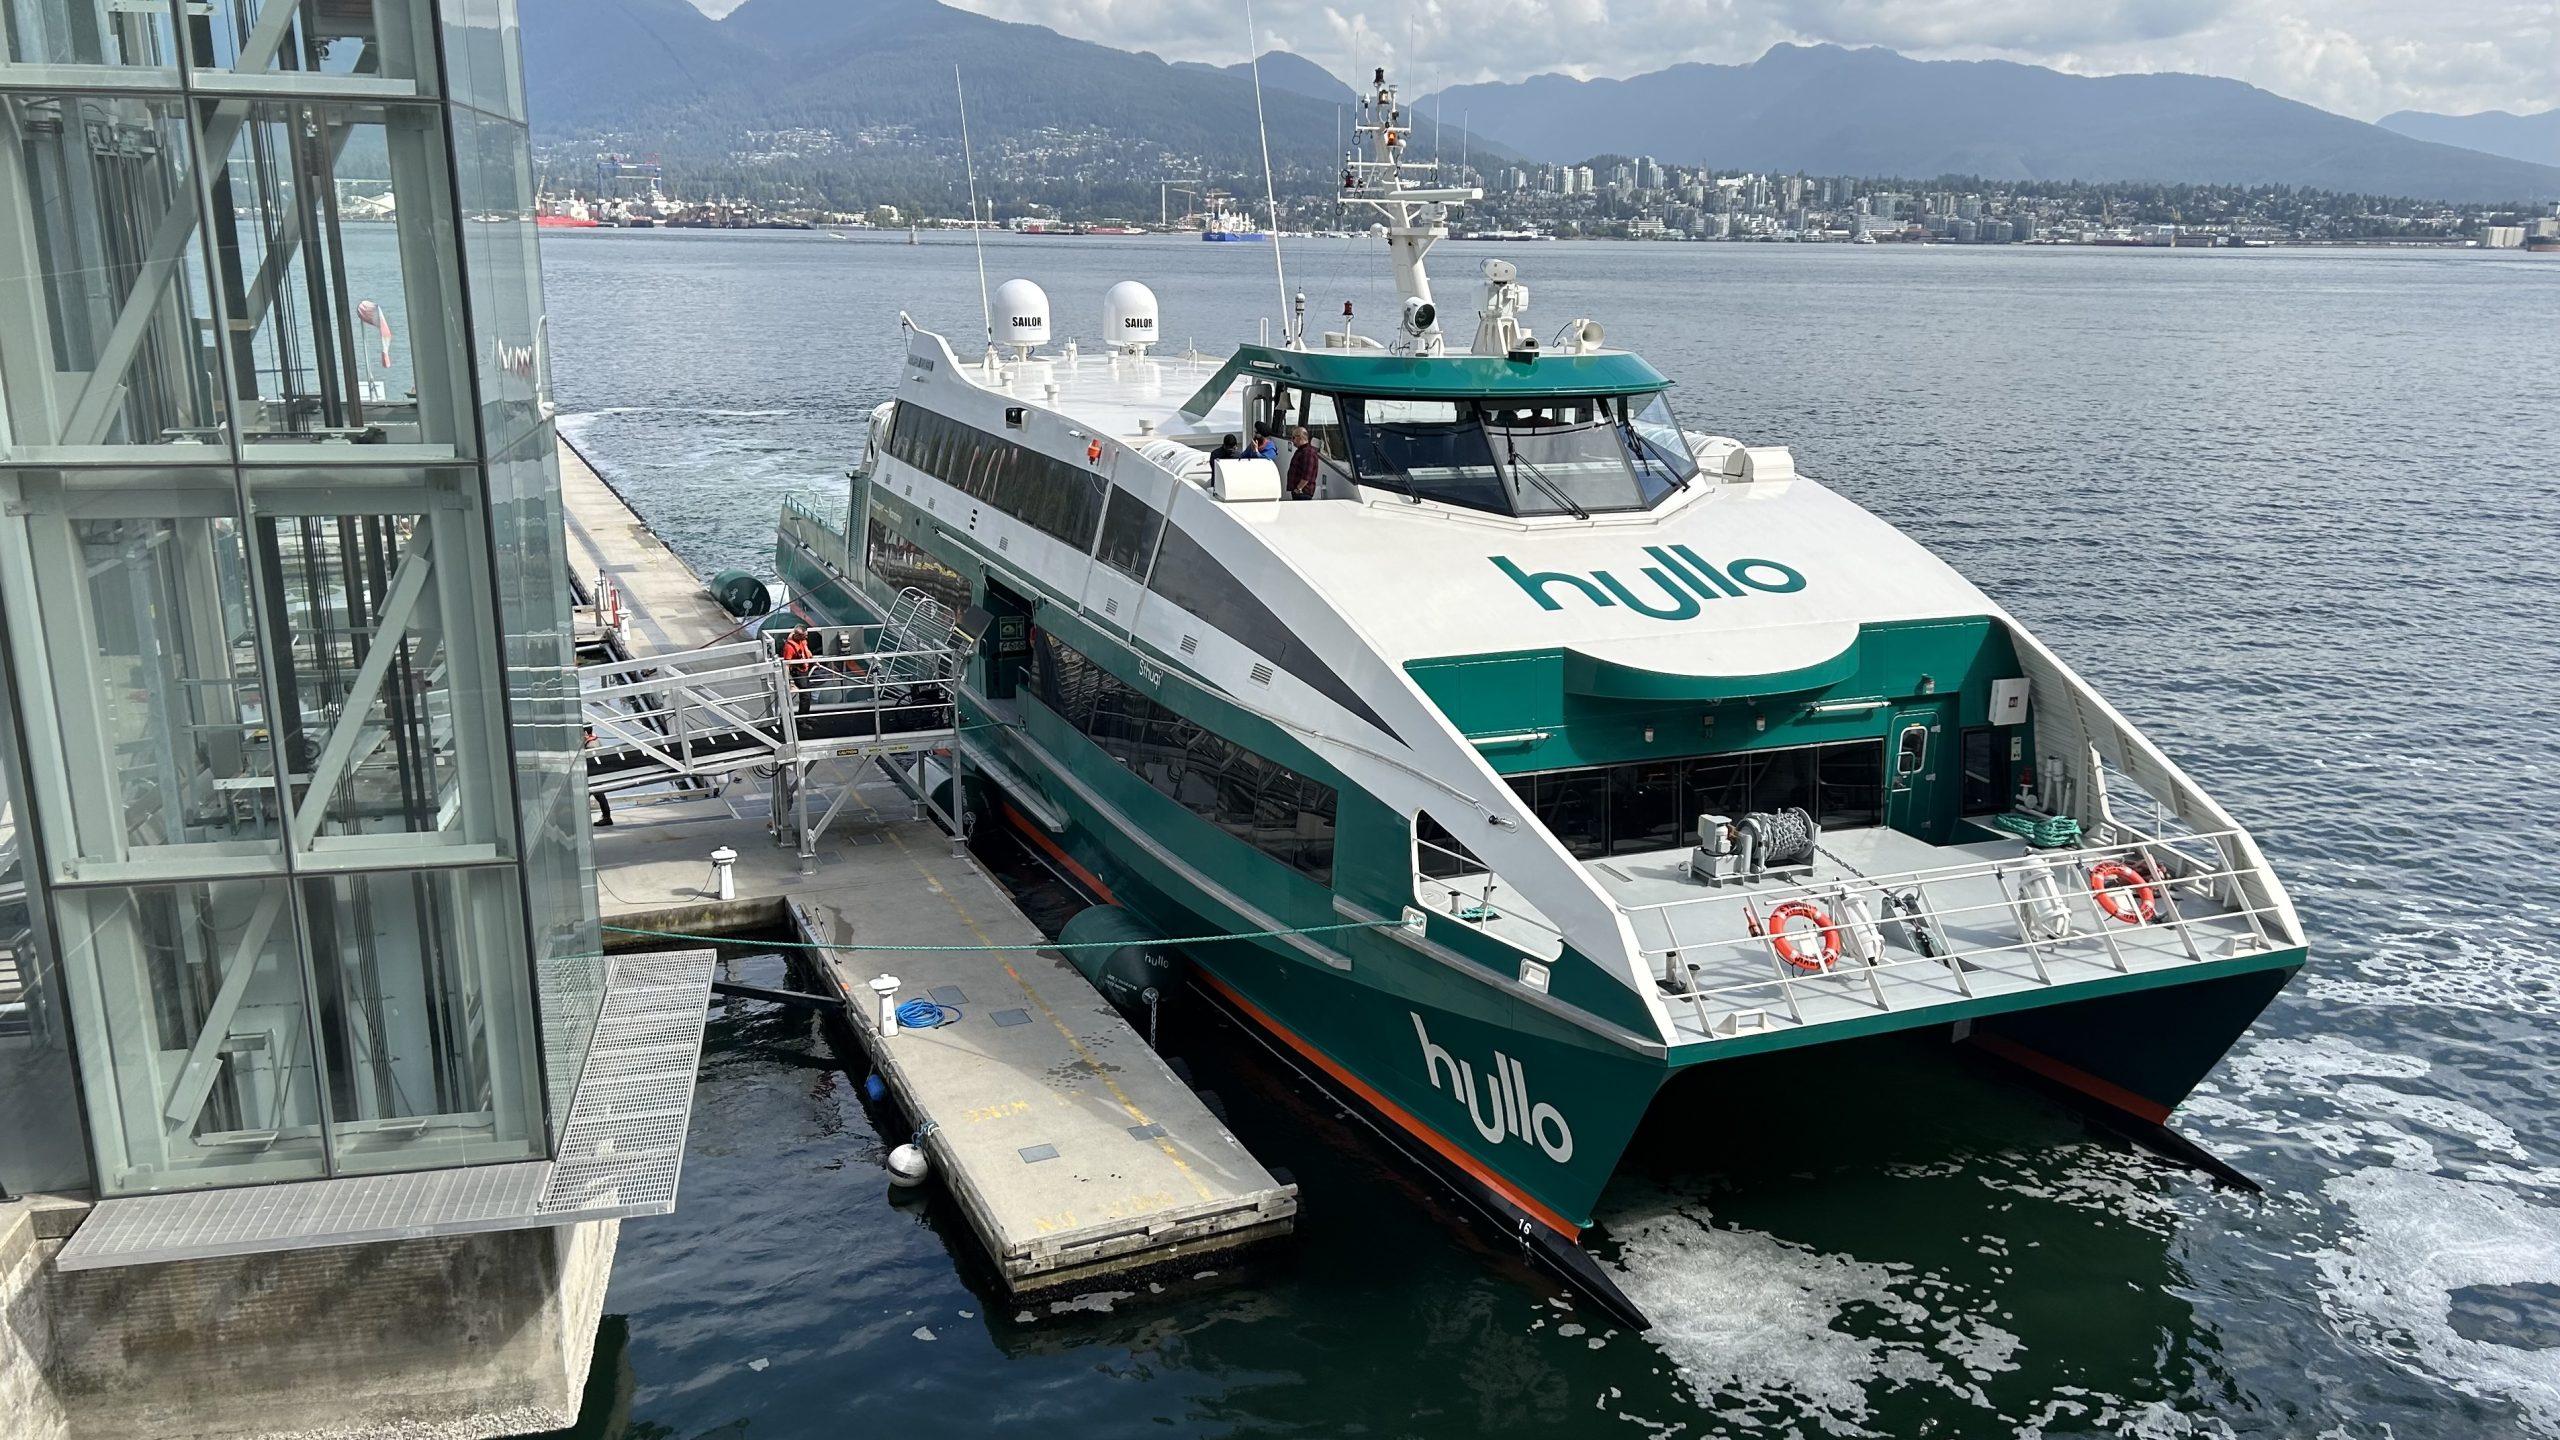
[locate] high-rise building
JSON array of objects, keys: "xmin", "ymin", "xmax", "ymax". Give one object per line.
[
  {"xmin": 0, "ymin": 3, "xmax": 699, "ymax": 1432},
  {"xmin": 1572, "ymin": 165, "xmax": 1594, "ymax": 196}
]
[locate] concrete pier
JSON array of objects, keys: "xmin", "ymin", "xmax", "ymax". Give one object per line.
[
  {"xmin": 568, "ymin": 439, "xmax": 1298, "ymax": 1295},
  {"xmin": 2, "ymin": 1198, "xmax": 617, "ymax": 1440},
  {"xmin": 561, "ymin": 435, "xmax": 737, "ymax": 652}
]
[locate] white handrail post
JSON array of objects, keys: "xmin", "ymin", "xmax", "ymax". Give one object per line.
[
  {"xmin": 2076, "ymin": 854, "xmax": 2134, "ymax": 973},
  {"xmin": 1992, "ymin": 868, "xmax": 2056, "ymax": 984},
  {"xmin": 2150, "ymin": 869, "xmax": 2208, "ymax": 963},
  {"xmin": 1907, "ymin": 877, "xmax": 1970, "ymax": 997}
]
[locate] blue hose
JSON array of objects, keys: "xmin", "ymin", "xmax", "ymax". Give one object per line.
[{"xmin": 896, "ymin": 998, "xmax": 960, "ymax": 1030}]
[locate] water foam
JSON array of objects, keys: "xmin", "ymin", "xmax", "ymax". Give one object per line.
[
  {"xmin": 1610, "ymin": 1202, "xmax": 2024, "ymax": 1434},
  {"xmin": 2315, "ymin": 1168, "xmax": 2560, "ymax": 1432}
]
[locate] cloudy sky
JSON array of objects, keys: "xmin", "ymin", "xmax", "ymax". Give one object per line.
[{"xmin": 694, "ymin": 0, "xmax": 2554, "ymax": 121}]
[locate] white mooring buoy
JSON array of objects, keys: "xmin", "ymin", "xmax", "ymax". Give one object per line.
[{"xmin": 887, "ymin": 1143, "xmax": 931, "ymax": 1189}]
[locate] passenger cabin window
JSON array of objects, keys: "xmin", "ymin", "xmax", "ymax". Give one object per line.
[
  {"xmin": 1095, "ymin": 488, "xmax": 1166, "ymax": 581},
  {"xmin": 1506, "ymin": 742, "xmax": 1884, "ymax": 859},
  {"xmin": 865, "ymin": 515, "xmax": 969, "ymax": 617},
  {"xmin": 1032, "ymin": 630, "xmax": 1336, "ymax": 885},
  {"xmin": 1334, "ymin": 392, "xmax": 1696, "ymax": 517},
  {"xmin": 883, "ymin": 402, "xmax": 1107, "ymax": 550}
]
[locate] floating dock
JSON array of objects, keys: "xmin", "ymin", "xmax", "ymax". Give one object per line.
[{"xmin": 562, "ymin": 436, "xmax": 1297, "ymax": 1294}]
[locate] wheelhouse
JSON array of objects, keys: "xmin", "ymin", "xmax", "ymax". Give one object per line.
[{"xmin": 1185, "ymin": 344, "xmax": 1700, "ymax": 517}]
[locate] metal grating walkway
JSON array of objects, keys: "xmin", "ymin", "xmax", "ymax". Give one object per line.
[{"xmin": 54, "ymin": 950, "xmax": 715, "ymax": 1272}]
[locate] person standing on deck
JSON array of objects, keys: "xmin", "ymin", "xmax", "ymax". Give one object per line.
[
  {"xmin": 1250, "ymin": 423, "xmax": 1282, "ymax": 463},
  {"xmin": 1286, "ymin": 425, "xmax": 1320, "ymax": 499},
  {"xmin": 583, "ymin": 726, "xmax": 613, "ymax": 827},
  {"xmin": 780, "ymin": 624, "xmax": 816, "ymax": 715}
]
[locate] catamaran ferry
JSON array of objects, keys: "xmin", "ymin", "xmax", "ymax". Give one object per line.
[{"xmin": 773, "ymin": 70, "xmax": 2305, "ymax": 1322}]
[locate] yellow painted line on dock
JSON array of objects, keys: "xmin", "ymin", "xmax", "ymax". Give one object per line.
[{"xmin": 875, "ymin": 819, "xmax": 1217, "ymax": 1204}]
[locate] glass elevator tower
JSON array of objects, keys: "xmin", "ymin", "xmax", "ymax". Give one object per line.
[{"xmin": 0, "ymin": 0, "xmax": 602, "ymax": 1200}]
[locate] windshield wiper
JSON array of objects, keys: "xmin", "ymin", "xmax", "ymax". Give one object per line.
[
  {"xmin": 1503, "ymin": 437, "xmax": 1590, "ymax": 519},
  {"xmin": 1622, "ymin": 422, "xmax": 1689, "ymax": 491}
]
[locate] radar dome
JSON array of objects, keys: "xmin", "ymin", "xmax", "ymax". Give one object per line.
[
  {"xmin": 994, "ymin": 278, "xmax": 1050, "ymax": 353},
  {"xmin": 1103, "ymin": 281, "xmax": 1160, "ymax": 354}
]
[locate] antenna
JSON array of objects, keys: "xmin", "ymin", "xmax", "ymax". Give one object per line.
[
  {"xmin": 1244, "ymin": 0, "xmax": 1292, "ymax": 345},
  {"xmin": 955, "ymin": 66, "xmax": 994, "ymax": 362}
]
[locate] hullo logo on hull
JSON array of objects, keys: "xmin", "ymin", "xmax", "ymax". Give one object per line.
[
  {"xmin": 1414, "ymin": 1014, "xmax": 1573, "ymax": 1163},
  {"xmin": 1493, "ymin": 546, "xmax": 1805, "ymax": 621}
]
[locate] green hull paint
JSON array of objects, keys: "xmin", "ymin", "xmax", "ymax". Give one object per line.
[
  {"xmin": 1408, "ymin": 617, "xmax": 2029, "ymax": 777},
  {"xmin": 1975, "ymin": 961, "xmax": 2301, "ymax": 1112}
]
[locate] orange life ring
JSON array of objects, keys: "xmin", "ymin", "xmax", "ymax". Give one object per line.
[
  {"xmin": 1765, "ymin": 899, "xmax": 1840, "ymax": 972},
  {"xmin": 2089, "ymin": 861, "xmax": 2158, "ymax": 924}
]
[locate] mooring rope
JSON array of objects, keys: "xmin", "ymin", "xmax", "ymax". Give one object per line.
[{"xmin": 599, "ymin": 916, "xmax": 1410, "ymax": 954}]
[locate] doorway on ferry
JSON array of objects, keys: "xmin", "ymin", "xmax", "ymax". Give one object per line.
[
  {"xmin": 977, "ymin": 579, "xmax": 1037, "ymax": 703},
  {"xmin": 1884, "ymin": 700, "xmax": 1954, "ymax": 843}
]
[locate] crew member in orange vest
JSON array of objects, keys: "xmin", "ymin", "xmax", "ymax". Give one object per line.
[{"xmin": 780, "ymin": 624, "xmax": 816, "ymax": 715}]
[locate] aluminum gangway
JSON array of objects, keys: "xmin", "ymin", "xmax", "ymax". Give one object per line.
[{"xmin": 580, "ymin": 614, "xmax": 970, "ymax": 863}]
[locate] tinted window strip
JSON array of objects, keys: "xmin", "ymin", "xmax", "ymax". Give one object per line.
[
  {"xmin": 1147, "ymin": 523, "xmax": 1399, "ymax": 740},
  {"xmin": 1508, "ymin": 741, "xmax": 1886, "ymax": 858},
  {"xmin": 889, "ymin": 401, "xmax": 1105, "ymax": 551},
  {"xmin": 1031, "ymin": 629, "xmax": 1336, "ymax": 886}
]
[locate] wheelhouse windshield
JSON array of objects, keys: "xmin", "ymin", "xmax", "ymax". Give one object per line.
[{"xmin": 1338, "ymin": 393, "xmax": 1697, "ymax": 516}]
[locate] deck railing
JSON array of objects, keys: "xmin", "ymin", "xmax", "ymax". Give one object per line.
[
  {"xmin": 781, "ymin": 491, "xmax": 849, "ymax": 543},
  {"xmin": 1626, "ymin": 830, "xmax": 2288, "ymax": 1038},
  {"xmin": 1416, "ymin": 826, "xmax": 2294, "ymax": 1041}
]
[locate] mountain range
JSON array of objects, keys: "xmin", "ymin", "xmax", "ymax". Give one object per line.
[
  {"xmin": 2377, "ymin": 108, "xmax": 2560, "ymax": 170},
  {"xmin": 521, "ymin": 0, "xmax": 1467, "ymax": 173},
  {"xmin": 521, "ymin": 4, "xmax": 2560, "ymax": 206},
  {"xmin": 1423, "ymin": 45, "xmax": 2560, "ymax": 203},
  {"xmin": 1173, "ymin": 52, "xmax": 1360, "ymax": 109}
]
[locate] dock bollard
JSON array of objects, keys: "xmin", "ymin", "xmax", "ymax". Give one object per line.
[
  {"xmin": 868, "ymin": 974, "xmax": 901, "ymax": 1036},
  {"xmin": 710, "ymin": 845, "xmax": 737, "ymax": 901}
]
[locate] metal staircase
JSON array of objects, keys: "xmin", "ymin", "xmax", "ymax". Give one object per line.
[{"xmin": 581, "ymin": 613, "xmax": 967, "ymax": 860}]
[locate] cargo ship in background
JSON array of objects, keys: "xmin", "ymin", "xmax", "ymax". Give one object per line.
[
  {"xmin": 769, "ymin": 66, "xmax": 2308, "ymax": 1323},
  {"xmin": 1199, "ymin": 192, "xmax": 1268, "ymax": 242},
  {"xmin": 536, "ymin": 193, "xmax": 601, "ymax": 228}
]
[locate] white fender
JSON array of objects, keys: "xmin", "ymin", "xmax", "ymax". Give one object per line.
[
  {"xmin": 2013, "ymin": 857, "xmax": 2075, "ymax": 942},
  {"xmin": 1832, "ymin": 886, "xmax": 1886, "ymax": 967}
]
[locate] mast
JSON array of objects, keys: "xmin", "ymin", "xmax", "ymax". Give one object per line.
[{"xmin": 1341, "ymin": 67, "xmax": 1480, "ymax": 356}]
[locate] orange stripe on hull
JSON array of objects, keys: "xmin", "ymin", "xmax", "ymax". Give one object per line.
[
  {"xmin": 1194, "ymin": 970, "xmax": 1583, "ymax": 1237},
  {"xmin": 998, "ymin": 800, "xmax": 1119, "ymax": 905},
  {"xmin": 1969, "ymin": 1031, "xmax": 2172, "ymax": 1125}
]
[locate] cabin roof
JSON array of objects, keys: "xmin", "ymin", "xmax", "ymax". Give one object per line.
[{"xmin": 1177, "ymin": 343, "xmax": 1673, "ymax": 417}]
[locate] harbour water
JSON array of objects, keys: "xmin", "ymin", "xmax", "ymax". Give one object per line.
[{"xmin": 535, "ymin": 231, "xmax": 2560, "ymax": 1437}]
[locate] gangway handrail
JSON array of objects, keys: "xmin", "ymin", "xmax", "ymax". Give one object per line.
[{"xmin": 578, "ymin": 621, "xmax": 971, "ymax": 861}]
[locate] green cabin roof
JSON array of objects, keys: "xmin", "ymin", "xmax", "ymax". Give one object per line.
[{"xmin": 1178, "ymin": 343, "xmax": 1673, "ymax": 418}]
